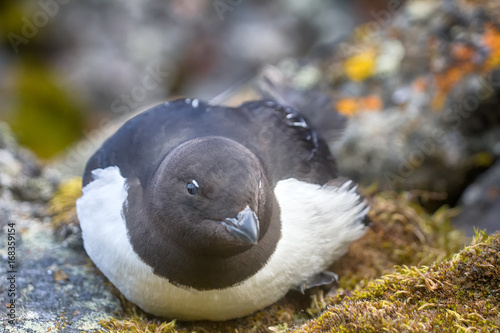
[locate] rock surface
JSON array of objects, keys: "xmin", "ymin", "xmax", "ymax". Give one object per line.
[
  {"xmin": 454, "ymin": 160, "xmax": 500, "ymax": 236},
  {"xmin": 0, "ymin": 124, "xmax": 121, "ymax": 332}
]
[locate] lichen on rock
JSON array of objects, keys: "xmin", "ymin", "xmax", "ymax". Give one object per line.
[
  {"xmin": 48, "ymin": 177, "xmax": 83, "ymax": 248},
  {"xmin": 0, "ymin": 124, "xmax": 121, "ymax": 333}
]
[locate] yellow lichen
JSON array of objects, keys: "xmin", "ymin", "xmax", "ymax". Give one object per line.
[
  {"xmin": 48, "ymin": 177, "xmax": 82, "ymax": 232},
  {"xmin": 482, "ymin": 23, "xmax": 500, "ymax": 70},
  {"xmin": 344, "ymin": 50, "xmax": 377, "ymax": 81}
]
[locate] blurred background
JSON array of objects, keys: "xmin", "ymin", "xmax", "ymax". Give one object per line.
[
  {"xmin": 0, "ymin": 0, "xmax": 386, "ymax": 159},
  {"xmin": 1, "ymin": 0, "xmax": 499, "ymax": 234},
  {"xmin": 2, "ymin": 2, "xmax": 500, "ymax": 331}
]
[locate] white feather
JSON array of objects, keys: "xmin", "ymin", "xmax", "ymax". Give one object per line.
[{"xmin": 77, "ymin": 166, "xmax": 368, "ymax": 321}]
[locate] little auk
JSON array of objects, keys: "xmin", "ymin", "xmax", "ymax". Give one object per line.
[{"xmin": 76, "ymin": 98, "xmax": 369, "ymax": 321}]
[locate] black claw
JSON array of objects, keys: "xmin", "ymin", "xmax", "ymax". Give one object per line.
[{"xmin": 293, "ymin": 271, "xmax": 339, "ymax": 294}]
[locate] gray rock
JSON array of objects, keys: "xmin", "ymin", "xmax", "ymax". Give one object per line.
[
  {"xmin": 441, "ymin": 71, "xmax": 500, "ymax": 158},
  {"xmin": 0, "ymin": 218, "xmax": 121, "ymax": 332},
  {"xmin": 453, "ymin": 160, "xmax": 500, "ymax": 236},
  {"xmin": 0, "ymin": 124, "xmax": 121, "ymax": 333},
  {"xmin": 0, "ymin": 124, "xmax": 59, "ymax": 203},
  {"xmin": 333, "ymin": 111, "xmax": 469, "ymax": 198}
]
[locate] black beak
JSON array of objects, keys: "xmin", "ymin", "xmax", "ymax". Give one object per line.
[{"xmin": 222, "ymin": 206, "xmax": 260, "ymax": 245}]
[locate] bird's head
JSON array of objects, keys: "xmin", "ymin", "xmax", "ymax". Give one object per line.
[{"xmin": 145, "ymin": 136, "xmax": 273, "ymax": 258}]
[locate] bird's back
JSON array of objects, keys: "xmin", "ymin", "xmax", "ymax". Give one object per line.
[{"xmin": 83, "ymin": 99, "xmax": 337, "ymax": 188}]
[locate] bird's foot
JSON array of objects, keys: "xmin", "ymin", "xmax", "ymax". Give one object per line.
[{"xmin": 293, "ymin": 271, "xmax": 338, "ymax": 294}]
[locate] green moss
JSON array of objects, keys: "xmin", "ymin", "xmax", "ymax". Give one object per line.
[
  {"xmin": 0, "ymin": 3, "xmax": 29, "ymax": 40},
  {"xmin": 100, "ymin": 317, "xmax": 176, "ymax": 333},
  {"xmin": 296, "ymin": 231, "xmax": 500, "ymax": 332},
  {"xmin": 331, "ymin": 192, "xmax": 466, "ymax": 291},
  {"xmin": 6, "ymin": 62, "xmax": 85, "ymax": 159}
]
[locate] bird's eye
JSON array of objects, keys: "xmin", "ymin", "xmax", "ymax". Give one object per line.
[{"xmin": 186, "ymin": 180, "xmax": 199, "ymax": 195}]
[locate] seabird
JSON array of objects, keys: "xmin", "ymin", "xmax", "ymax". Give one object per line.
[{"xmin": 76, "ymin": 98, "xmax": 369, "ymax": 321}]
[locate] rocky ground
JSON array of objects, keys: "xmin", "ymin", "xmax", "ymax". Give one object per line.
[{"xmin": 0, "ymin": 125, "xmax": 120, "ymax": 332}]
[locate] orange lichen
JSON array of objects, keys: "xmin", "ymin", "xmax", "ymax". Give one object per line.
[
  {"xmin": 432, "ymin": 63, "xmax": 476, "ymax": 110},
  {"xmin": 434, "ymin": 65, "xmax": 474, "ymax": 94},
  {"xmin": 336, "ymin": 98, "xmax": 358, "ymax": 116},
  {"xmin": 451, "ymin": 43, "xmax": 475, "ymax": 61},
  {"xmin": 54, "ymin": 269, "xmax": 69, "ymax": 283},
  {"xmin": 359, "ymin": 95, "xmax": 383, "ymax": 111},
  {"xmin": 412, "ymin": 77, "xmax": 429, "ymax": 93},
  {"xmin": 482, "ymin": 23, "xmax": 500, "ymax": 70},
  {"xmin": 430, "ymin": 23, "xmax": 500, "ymax": 111},
  {"xmin": 336, "ymin": 95, "xmax": 383, "ymax": 116}
]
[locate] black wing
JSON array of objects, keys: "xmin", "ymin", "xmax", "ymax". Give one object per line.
[{"xmin": 82, "ymin": 99, "xmax": 338, "ymax": 187}]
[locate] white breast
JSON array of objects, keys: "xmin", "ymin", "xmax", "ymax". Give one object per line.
[{"xmin": 77, "ymin": 166, "xmax": 368, "ymax": 321}]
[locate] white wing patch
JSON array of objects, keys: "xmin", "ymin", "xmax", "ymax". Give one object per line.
[{"xmin": 77, "ymin": 166, "xmax": 368, "ymax": 321}]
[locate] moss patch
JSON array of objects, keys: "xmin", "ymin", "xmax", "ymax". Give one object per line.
[
  {"xmin": 332, "ymin": 191, "xmax": 466, "ymax": 290},
  {"xmin": 6, "ymin": 62, "xmax": 85, "ymax": 159},
  {"xmin": 100, "ymin": 316, "xmax": 176, "ymax": 333},
  {"xmin": 296, "ymin": 231, "xmax": 500, "ymax": 332}
]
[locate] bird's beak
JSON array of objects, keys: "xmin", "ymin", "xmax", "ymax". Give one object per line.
[{"xmin": 222, "ymin": 206, "xmax": 260, "ymax": 245}]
